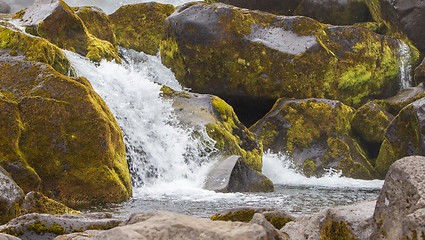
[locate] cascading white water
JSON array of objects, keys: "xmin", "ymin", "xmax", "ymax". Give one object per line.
[
  {"xmin": 398, "ymin": 41, "xmax": 413, "ymax": 89},
  {"xmin": 64, "ymin": 49, "xmax": 217, "ymax": 191}
]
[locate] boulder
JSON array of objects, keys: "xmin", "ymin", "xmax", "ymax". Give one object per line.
[
  {"xmin": 415, "ymin": 57, "xmax": 425, "ymax": 83},
  {"xmin": 366, "ymin": 0, "xmax": 425, "ymax": 52},
  {"xmin": 250, "ymin": 213, "xmax": 286, "ymax": 239},
  {"xmin": 0, "ymin": 213, "xmax": 121, "ymax": 240},
  {"xmin": 0, "ymin": 58, "xmax": 131, "ymax": 203},
  {"xmin": 376, "ymin": 97, "xmax": 425, "ymax": 177},
  {"xmin": 351, "ymin": 101, "xmax": 394, "ymax": 159},
  {"xmin": 0, "ymin": 25, "xmax": 71, "ymax": 75},
  {"xmin": 161, "ymin": 87, "xmax": 272, "ymax": 192},
  {"xmin": 294, "ymin": 0, "xmax": 372, "ymax": 25},
  {"xmin": 205, "ymin": 0, "xmax": 302, "ymax": 15},
  {"xmin": 211, "ymin": 207, "xmax": 294, "ymax": 230},
  {"xmin": 22, "ymin": 192, "xmax": 80, "ymax": 216},
  {"xmin": 0, "ymin": 233, "xmax": 21, "ymax": 240},
  {"xmin": 19, "ymin": 0, "xmax": 119, "ymax": 62},
  {"xmin": 74, "ymin": 6, "xmax": 116, "ymax": 46},
  {"xmin": 0, "ymin": 1, "xmax": 10, "ymax": 13},
  {"xmin": 161, "ymin": 2, "xmax": 404, "ymax": 123},
  {"xmin": 250, "ymin": 98, "xmax": 375, "ymax": 179},
  {"xmin": 54, "ymin": 210, "xmax": 280, "ymax": 240},
  {"xmin": 371, "ymin": 156, "xmax": 425, "ymax": 239},
  {"xmin": 281, "ymin": 198, "xmax": 376, "ymax": 239},
  {"xmin": 109, "ymin": 2, "xmax": 175, "ymax": 55},
  {"xmin": 0, "ymin": 167, "xmax": 24, "ymax": 225}
]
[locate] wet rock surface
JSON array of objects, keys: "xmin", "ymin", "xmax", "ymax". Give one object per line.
[{"xmin": 0, "ymin": 167, "xmax": 24, "ymax": 225}]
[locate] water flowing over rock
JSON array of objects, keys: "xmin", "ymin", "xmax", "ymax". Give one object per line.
[
  {"xmin": 0, "ymin": 58, "xmax": 131, "ymax": 203},
  {"xmin": 0, "ymin": 213, "xmax": 121, "ymax": 240},
  {"xmin": 376, "ymin": 97, "xmax": 425, "ymax": 177},
  {"xmin": 0, "ymin": 167, "xmax": 24, "ymax": 225},
  {"xmin": 161, "ymin": 2, "xmax": 403, "ymax": 126},
  {"xmin": 250, "ymin": 98, "xmax": 376, "ymax": 179},
  {"xmin": 54, "ymin": 211, "xmax": 281, "ymax": 240},
  {"xmin": 18, "ymin": 0, "xmax": 119, "ymax": 63},
  {"xmin": 371, "ymin": 156, "xmax": 425, "ymax": 239},
  {"xmin": 109, "ymin": 2, "xmax": 175, "ymax": 55}
]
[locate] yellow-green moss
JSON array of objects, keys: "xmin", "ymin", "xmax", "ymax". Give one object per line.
[
  {"xmin": 302, "ymin": 159, "xmax": 317, "ymax": 177},
  {"xmin": 0, "ymin": 26, "xmax": 70, "ymax": 75},
  {"xmin": 211, "ymin": 209, "xmax": 262, "ymax": 222},
  {"xmin": 375, "ymin": 138, "xmax": 397, "ymax": 178},
  {"xmin": 27, "ymin": 221, "xmax": 48, "ymax": 235},
  {"xmin": 264, "ymin": 215, "xmax": 294, "ymax": 230},
  {"xmin": 0, "ymin": 227, "xmax": 24, "ymax": 236},
  {"xmin": 109, "ymin": 2, "xmax": 175, "ymax": 55},
  {"xmin": 23, "ymin": 191, "xmax": 81, "ymax": 215},
  {"xmin": 320, "ymin": 218, "xmax": 355, "ymax": 240},
  {"xmin": 160, "ymin": 86, "xmax": 190, "ymax": 98}
]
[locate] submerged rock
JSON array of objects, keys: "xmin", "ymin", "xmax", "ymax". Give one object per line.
[
  {"xmin": 19, "ymin": 0, "xmax": 119, "ymax": 63},
  {"xmin": 0, "ymin": 167, "xmax": 24, "ymax": 225},
  {"xmin": 250, "ymin": 98, "xmax": 375, "ymax": 179},
  {"xmin": 371, "ymin": 156, "xmax": 425, "ymax": 239},
  {"xmin": 376, "ymin": 97, "xmax": 425, "ymax": 177},
  {"xmin": 0, "ymin": 213, "xmax": 121, "ymax": 240},
  {"xmin": 161, "ymin": 2, "xmax": 403, "ymax": 116},
  {"xmin": 294, "ymin": 0, "xmax": 372, "ymax": 25},
  {"xmin": 55, "ymin": 211, "xmax": 281, "ymax": 240},
  {"xmin": 109, "ymin": 2, "xmax": 175, "ymax": 55},
  {"xmin": 0, "ymin": 59, "xmax": 131, "ymax": 203}
]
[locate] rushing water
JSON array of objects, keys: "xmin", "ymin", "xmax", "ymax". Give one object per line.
[
  {"xmin": 398, "ymin": 40, "xmax": 414, "ymax": 89},
  {"xmin": 64, "ymin": 49, "xmax": 384, "ymax": 219}
]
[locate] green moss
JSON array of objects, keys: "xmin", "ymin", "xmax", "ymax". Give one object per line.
[
  {"xmin": 320, "ymin": 218, "xmax": 355, "ymax": 240},
  {"xmin": 109, "ymin": 2, "xmax": 175, "ymax": 55},
  {"xmin": 0, "ymin": 227, "xmax": 23, "ymax": 236},
  {"xmin": 375, "ymin": 138, "xmax": 397, "ymax": 178},
  {"xmin": 302, "ymin": 159, "xmax": 317, "ymax": 177},
  {"xmin": 72, "ymin": 228, "xmax": 83, "ymax": 233},
  {"xmin": 211, "ymin": 209, "xmax": 261, "ymax": 222},
  {"xmin": 47, "ymin": 223, "xmax": 66, "ymax": 235},
  {"xmin": 24, "ymin": 191, "xmax": 81, "ymax": 215},
  {"xmin": 264, "ymin": 215, "xmax": 294, "ymax": 230},
  {"xmin": 27, "ymin": 221, "xmax": 48, "ymax": 235},
  {"xmin": 160, "ymin": 86, "xmax": 190, "ymax": 98}
]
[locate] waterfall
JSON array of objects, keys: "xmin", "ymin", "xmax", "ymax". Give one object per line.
[
  {"xmin": 398, "ymin": 41, "xmax": 413, "ymax": 89},
  {"xmin": 64, "ymin": 49, "xmax": 217, "ymax": 190}
]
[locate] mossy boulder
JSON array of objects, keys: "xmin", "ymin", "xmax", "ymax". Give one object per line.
[
  {"xmin": 0, "ymin": 166, "xmax": 24, "ymax": 225},
  {"xmin": 376, "ymin": 97, "xmax": 425, "ymax": 178},
  {"xmin": 351, "ymin": 101, "xmax": 394, "ymax": 160},
  {"xmin": 366, "ymin": 0, "xmax": 425, "ymax": 52},
  {"xmin": 74, "ymin": 6, "xmax": 117, "ymax": 46},
  {"xmin": 250, "ymin": 98, "xmax": 375, "ymax": 179},
  {"xmin": 294, "ymin": 0, "xmax": 372, "ymax": 25},
  {"xmin": 109, "ymin": 2, "xmax": 175, "ymax": 55},
  {"xmin": 22, "ymin": 191, "xmax": 81, "ymax": 216},
  {"xmin": 205, "ymin": 0, "xmax": 302, "ymax": 15},
  {"xmin": 0, "ymin": 25, "xmax": 70, "ymax": 75},
  {"xmin": 415, "ymin": 57, "xmax": 425, "ymax": 83},
  {"xmin": 375, "ymin": 83, "xmax": 425, "ymax": 116},
  {"xmin": 0, "ymin": 58, "xmax": 131, "ymax": 203},
  {"xmin": 161, "ymin": 2, "xmax": 404, "ymax": 122},
  {"xmin": 19, "ymin": 0, "xmax": 120, "ymax": 63}
]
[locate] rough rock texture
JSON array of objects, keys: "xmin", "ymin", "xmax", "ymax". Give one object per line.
[
  {"xmin": 250, "ymin": 213, "xmax": 286, "ymax": 240},
  {"xmin": 0, "ymin": 213, "xmax": 121, "ymax": 240},
  {"xmin": 371, "ymin": 156, "xmax": 425, "ymax": 239},
  {"xmin": 366, "ymin": 0, "xmax": 425, "ymax": 52},
  {"xmin": 161, "ymin": 2, "xmax": 403, "ymax": 118},
  {"xmin": 54, "ymin": 211, "xmax": 280, "ymax": 240},
  {"xmin": 376, "ymin": 97, "xmax": 425, "ymax": 177},
  {"xmin": 415, "ymin": 57, "xmax": 425, "ymax": 83},
  {"xmin": 22, "ymin": 192, "xmax": 80, "ymax": 216},
  {"xmin": 0, "ymin": 1, "xmax": 10, "ymax": 13},
  {"xmin": 74, "ymin": 6, "xmax": 116, "ymax": 46},
  {"xmin": 294, "ymin": 0, "xmax": 372, "ymax": 25},
  {"xmin": 211, "ymin": 207, "xmax": 294, "ymax": 230},
  {"xmin": 0, "ymin": 58, "xmax": 131, "ymax": 203},
  {"xmin": 0, "ymin": 25, "xmax": 71, "ymax": 75},
  {"xmin": 0, "ymin": 167, "xmax": 24, "ymax": 225},
  {"xmin": 351, "ymin": 101, "xmax": 394, "ymax": 159},
  {"xmin": 109, "ymin": 2, "xmax": 174, "ymax": 55},
  {"xmin": 281, "ymin": 198, "xmax": 376, "ymax": 239},
  {"xmin": 250, "ymin": 98, "xmax": 375, "ymax": 179},
  {"xmin": 0, "ymin": 233, "xmax": 21, "ymax": 240},
  {"xmin": 206, "ymin": 0, "xmax": 302, "ymax": 15},
  {"xmin": 20, "ymin": 0, "xmax": 119, "ymax": 62}
]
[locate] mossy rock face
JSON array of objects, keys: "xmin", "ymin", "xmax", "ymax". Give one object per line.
[
  {"xmin": 376, "ymin": 83, "xmax": 425, "ymax": 116},
  {"xmin": 109, "ymin": 2, "xmax": 175, "ymax": 55},
  {"xmin": 294, "ymin": 0, "xmax": 372, "ymax": 25},
  {"xmin": 0, "ymin": 59, "xmax": 131, "ymax": 203},
  {"xmin": 20, "ymin": 0, "xmax": 120, "ymax": 63},
  {"xmin": 320, "ymin": 217, "xmax": 356, "ymax": 240},
  {"xmin": 22, "ymin": 191, "xmax": 81, "ymax": 215},
  {"xmin": 366, "ymin": 0, "xmax": 425, "ymax": 52},
  {"xmin": 210, "ymin": 208, "xmax": 294, "ymax": 229},
  {"xmin": 0, "ymin": 166, "xmax": 24, "ymax": 225},
  {"xmin": 351, "ymin": 101, "xmax": 394, "ymax": 159},
  {"xmin": 205, "ymin": 0, "xmax": 302, "ymax": 15},
  {"xmin": 74, "ymin": 6, "xmax": 117, "ymax": 46},
  {"xmin": 0, "ymin": 25, "xmax": 70, "ymax": 75},
  {"xmin": 250, "ymin": 98, "xmax": 375, "ymax": 179},
  {"xmin": 161, "ymin": 2, "xmax": 403, "ymax": 112},
  {"xmin": 376, "ymin": 97, "xmax": 425, "ymax": 178},
  {"xmin": 415, "ymin": 57, "xmax": 425, "ymax": 83}
]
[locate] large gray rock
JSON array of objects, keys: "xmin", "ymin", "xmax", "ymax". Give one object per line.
[
  {"xmin": 371, "ymin": 156, "xmax": 425, "ymax": 239},
  {"xmin": 0, "ymin": 213, "xmax": 121, "ymax": 240},
  {"xmin": 54, "ymin": 210, "xmax": 281, "ymax": 240},
  {"xmin": 0, "ymin": 166, "xmax": 24, "ymax": 224},
  {"xmin": 281, "ymin": 198, "xmax": 376, "ymax": 239},
  {"xmin": 0, "ymin": 0, "xmax": 10, "ymax": 13}
]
